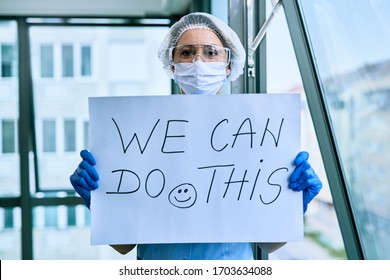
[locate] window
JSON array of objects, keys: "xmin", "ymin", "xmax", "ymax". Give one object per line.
[
  {"xmin": 40, "ymin": 44, "xmax": 54, "ymax": 78},
  {"xmin": 2, "ymin": 120, "xmax": 16, "ymax": 154},
  {"xmin": 43, "ymin": 119, "xmax": 56, "ymax": 152},
  {"xmin": 83, "ymin": 121, "xmax": 89, "ymax": 149},
  {"xmin": 295, "ymin": 0, "xmax": 390, "ymax": 259},
  {"xmin": 1, "ymin": 44, "xmax": 15, "ymax": 78},
  {"xmin": 67, "ymin": 206, "xmax": 76, "ymax": 226},
  {"xmin": 44, "ymin": 206, "xmax": 58, "ymax": 227},
  {"xmin": 4, "ymin": 208, "xmax": 14, "ymax": 228},
  {"xmin": 81, "ymin": 45, "xmax": 91, "ymax": 76},
  {"xmin": 62, "ymin": 44, "xmax": 74, "ymax": 77},
  {"xmin": 64, "ymin": 119, "xmax": 76, "ymax": 152},
  {"xmin": 0, "ymin": 207, "xmax": 21, "ymax": 259}
]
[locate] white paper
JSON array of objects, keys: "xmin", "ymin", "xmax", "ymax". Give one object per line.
[{"xmin": 89, "ymin": 94, "xmax": 302, "ymax": 245}]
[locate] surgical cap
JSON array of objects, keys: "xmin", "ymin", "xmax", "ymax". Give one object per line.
[{"xmin": 158, "ymin": 12, "xmax": 246, "ymax": 81}]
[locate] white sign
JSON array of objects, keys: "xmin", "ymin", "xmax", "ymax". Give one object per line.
[{"xmin": 89, "ymin": 94, "xmax": 302, "ymax": 245}]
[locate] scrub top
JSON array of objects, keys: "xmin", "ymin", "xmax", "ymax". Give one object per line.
[{"xmin": 137, "ymin": 242, "xmax": 254, "ymax": 260}]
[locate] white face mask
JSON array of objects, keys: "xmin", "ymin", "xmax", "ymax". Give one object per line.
[{"xmin": 173, "ymin": 61, "xmax": 227, "ymax": 95}]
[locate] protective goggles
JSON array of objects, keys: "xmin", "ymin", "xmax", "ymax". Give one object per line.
[{"xmin": 169, "ymin": 44, "xmax": 231, "ymax": 66}]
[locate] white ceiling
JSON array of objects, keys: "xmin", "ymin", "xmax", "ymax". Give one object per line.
[{"xmin": 0, "ymin": 0, "xmax": 192, "ymax": 17}]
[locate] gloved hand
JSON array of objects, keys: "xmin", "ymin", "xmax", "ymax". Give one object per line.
[
  {"xmin": 69, "ymin": 149, "xmax": 99, "ymax": 208},
  {"xmin": 289, "ymin": 151, "xmax": 322, "ymax": 213}
]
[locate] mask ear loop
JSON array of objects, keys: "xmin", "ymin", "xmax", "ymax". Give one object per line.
[
  {"xmin": 225, "ymin": 48, "xmax": 231, "ymax": 67},
  {"xmin": 225, "ymin": 48, "xmax": 231, "ymax": 78},
  {"xmin": 169, "ymin": 47, "xmax": 176, "ymax": 78}
]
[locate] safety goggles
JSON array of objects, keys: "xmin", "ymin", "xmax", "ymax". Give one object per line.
[{"xmin": 169, "ymin": 44, "xmax": 231, "ymax": 66}]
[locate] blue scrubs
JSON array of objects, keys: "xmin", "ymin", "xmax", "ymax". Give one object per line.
[{"xmin": 137, "ymin": 242, "xmax": 254, "ymax": 260}]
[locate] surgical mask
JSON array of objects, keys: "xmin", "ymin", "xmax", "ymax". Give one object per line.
[{"xmin": 173, "ymin": 61, "xmax": 227, "ymax": 95}]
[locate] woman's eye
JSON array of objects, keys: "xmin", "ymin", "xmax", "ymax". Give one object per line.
[
  {"xmin": 204, "ymin": 46, "xmax": 219, "ymax": 57},
  {"xmin": 206, "ymin": 50, "xmax": 218, "ymax": 57},
  {"xmin": 180, "ymin": 50, "xmax": 193, "ymax": 57}
]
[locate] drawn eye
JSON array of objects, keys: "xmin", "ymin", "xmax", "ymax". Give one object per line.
[
  {"xmin": 178, "ymin": 189, "xmax": 182, "ymax": 194},
  {"xmin": 184, "ymin": 189, "xmax": 188, "ymax": 193}
]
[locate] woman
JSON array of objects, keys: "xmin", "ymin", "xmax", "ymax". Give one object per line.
[
  {"xmin": 158, "ymin": 12, "xmax": 245, "ymax": 95},
  {"xmin": 70, "ymin": 12, "xmax": 322, "ymax": 260}
]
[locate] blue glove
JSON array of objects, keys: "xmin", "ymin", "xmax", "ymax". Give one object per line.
[
  {"xmin": 69, "ymin": 150, "xmax": 99, "ymax": 208},
  {"xmin": 289, "ymin": 151, "xmax": 322, "ymax": 213}
]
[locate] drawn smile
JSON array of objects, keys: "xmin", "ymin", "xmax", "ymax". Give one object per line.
[{"xmin": 174, "ymin": 196, "xmax": 191, "ymax": 203}]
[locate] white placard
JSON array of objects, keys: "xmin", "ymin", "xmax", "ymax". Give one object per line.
[{"xmin": 89, "ymin": 94, "xmax": 302, "ymax": 245}]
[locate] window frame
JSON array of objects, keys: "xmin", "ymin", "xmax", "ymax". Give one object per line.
[{"xmin": 1, "ymin": 119, "xmax": 17, "ymax": 154}]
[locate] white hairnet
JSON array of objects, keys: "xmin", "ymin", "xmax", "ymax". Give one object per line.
[{"xmin": 158, "ymin": 12, "xmax": 246, "ymax": 81}]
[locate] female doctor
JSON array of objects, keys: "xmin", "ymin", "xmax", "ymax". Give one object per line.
[{"xmin": 70, "ymin": 12, "xmax": 322, "ymax": 260}]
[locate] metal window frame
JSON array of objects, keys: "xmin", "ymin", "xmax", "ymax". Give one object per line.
[{"xmin": 18, "ymin": 17, "xmax": 34, "ymax": 259}]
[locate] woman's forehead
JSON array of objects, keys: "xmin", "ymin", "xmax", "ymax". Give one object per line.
[{"xmin": 176, "ymin": 28, "xmax": 224, "ymax": 47}]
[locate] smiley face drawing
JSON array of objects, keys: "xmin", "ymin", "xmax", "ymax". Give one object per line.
[{"xmin": 168, "ymin": 183, "xmax": 197, "ymax": 209}]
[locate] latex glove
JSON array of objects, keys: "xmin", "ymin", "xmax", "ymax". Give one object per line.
[
  {"xmin": 289, "ymin": 151, "xmax": 322, "ymax": 213},
  {"xmin": 69, "ymin": 150, "xmax": 99, "ymax": 208}
]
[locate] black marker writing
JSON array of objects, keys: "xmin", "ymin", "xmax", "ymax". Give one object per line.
[
  {"xmin": 107, "ymin": 169, "xmax": 140, "ymax": 194},
  {"xmin": 260, "ymin": 167, "xmax": 288, "ymax": 204},
  {"xmin": 223, "ymin": 168, "xmax": 249, "ymax": 201},
  {"xmin": 161, "ymin": 120, "xmax": 189, "ymax": 154},
  {"xmin": 198, "ymin": 164, "xmax": 235, "ymax": 203},
  {"xmin": 168, "ymin": 183, "xmax": 197, "ymax": 209},
  {"xmin": 210, "ymin": 117, "xmax": 285, "ymax": 152},
  {"xmin": 231, "ymin": 118, "xmax": 255, "ymax": 149},
  {"xmin": 112, "ymin": 118, "xmax": 160, "ymax": 154},
  {"xmin": 210, "ymin": 119, "xmax": 229, "ymax": 152},
  {"xmin": 260, "ymin": 118, "xmax": 285, "ymax": 147},
  {"xmin": 145, "ymin": 169, "xmax": 165, "ymax": 198}
]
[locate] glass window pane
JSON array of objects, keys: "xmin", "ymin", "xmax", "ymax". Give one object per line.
[
  {"xmin": 299, "ymin": 0, "xmax": 390, "ymax": 259},
  {"xmin": 0, "ymin": 20, "xmax": 20, "ymax": 197},
  {"xmin": 81, "ymin": 45, "xmax": 91, "ymax": 76},
  {"xmin": 4, "ymin": 208, "xmax": 15, "ymax": 228},
  {"xmin": 1, "ymin": 44, "xmax": 16, "ymax": 78},
  {"xmin": 64, "ymin": 119, "xmax": 76, "ymax": 152},
  {"xmin": 83, "ymin": 121, "xmax": 89, "ymax": 149},
  {"xmin": 2, "ymin": 120, "xmax": 15, "ymax": 153},
  {"xmin": 67, "ymin": 206, "xmax": 76, "ymax": 226},
  {"xmin": 0, "ymin": 207, "xmax": 21, "ymax": 259},
  {"xmin": 40, "ymin": 44, "xmax": 54, "ymax": 78},
  {"xmin": 266, "ymin": 4, "xmax": 345, "ymax": 259},
  {"xmin": 44, "ymin": 206, "xmax": 58, "ymax": 227},
  {"xmin": 31, "ymin": 25, "xmax": 170, "ymax": 191},
  {"xmin": 43, "ymin": 119, "xmax": 56, "ymax": 153},
  {"xmin": 62, "ymin": 44, "xmax": 74, "ymax": 77}
]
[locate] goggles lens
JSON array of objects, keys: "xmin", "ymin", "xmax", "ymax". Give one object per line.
[{"xmin": 169, "ymin": 44, "xmax": 231, "ymax": 66}]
